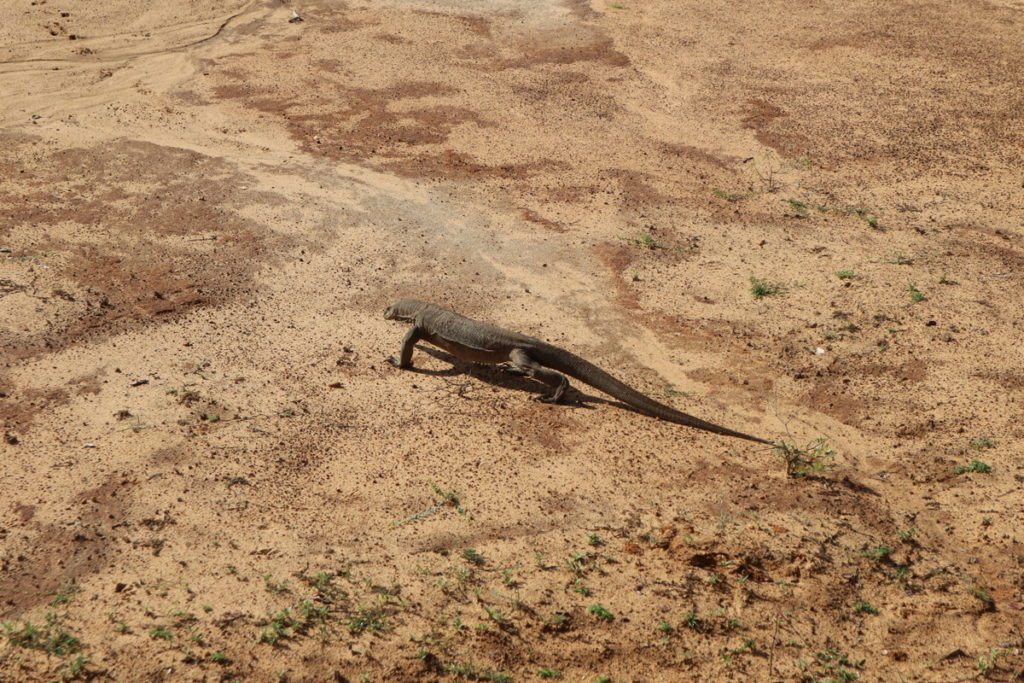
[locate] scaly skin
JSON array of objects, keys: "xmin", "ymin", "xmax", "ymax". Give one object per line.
[{"xmin": 384, "ymin": 299, "xmax": 773, "ymax": 446}]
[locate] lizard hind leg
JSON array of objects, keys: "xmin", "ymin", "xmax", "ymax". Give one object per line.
[{"xmin": 509, "ymin": 348, "xmax": 569, "ymax": 403}]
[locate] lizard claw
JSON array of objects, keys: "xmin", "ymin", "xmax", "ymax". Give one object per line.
[
  {"xmin": 386, "ymin": 356, "xmax": 408, "ymax": 368},
  {"xmin": 535, "ymin": 394, "xmax": 560, "ymax": 404}
]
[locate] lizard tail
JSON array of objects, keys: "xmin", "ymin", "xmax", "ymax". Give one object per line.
[{"xmin": 532, "ymin": 343, "xmax": 774, "ymax": 446}]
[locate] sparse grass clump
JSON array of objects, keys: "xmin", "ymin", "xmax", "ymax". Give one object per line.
[
  {"xmin": 462, "ymin": 548, "xmax": 485, "ymax": 566},
  {"xmin": 348, "ymin": 605, "xmax": 388, "ymax": 634},
  {"xmin": 258, "ymin": 608, "xmax": 299, "ymax": 645},
  {"xmin": 955, "ymin": 460, "xmax": 992, "ymax": 474},
  {"xmin": 853, "ymin": 601, "xmax": 879, "ymax": 615},
  {"xmin": 907, "ymin": 282, "xmax": 926, "ymax": 302},
  {"xmin": 750, "ymin": 277, "xmax": 786, "ymax": 299},
  {"xmin": 712, "ymin": 188, "xmax": 749, "ymax": 202},
  {"xmin": 617, "ymin": 233, "xmax": 693, "ymax": 251},
  {"xmin": 50, "ymin": 580, "xmax": 78, "ymax": 607},
  {"xmin": 784, "ymin": 198, "xmax": 809, "ymax": 217},
  {"xmin": 773, "ymin": 438, "xmax": 835, "ymax": 477},
  {"xmin": 835, "ymin": 270, "xmax": 857, "ymax": 279},
  {"xmin": 683, "ymin": 611, "xmax": 704, "ymax": 631},
  {"xmin": 860, "ymin": 546, "xmax": 893, "ymax": 562},
  {"xmin": 3, "ymin": 612, "xmax": 81, "ymax": 656},
  {"xmin": 588, "ymin": 604, "xmax": 614, "ymax": 621},
  {"xmin": 964, "ymin": 577, "xmax": 996, "ymax": 611},
  {"xmin": 446, "ymin": 662, "xmax": 512, "ymax": 682}
]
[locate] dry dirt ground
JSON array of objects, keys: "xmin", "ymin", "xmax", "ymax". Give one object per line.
[{"xmin": 2, "ymin": 0, "xmax": 1024, "ymax": 680}]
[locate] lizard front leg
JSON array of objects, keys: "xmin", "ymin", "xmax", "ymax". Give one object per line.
[
  {"xmin": 387, "ymin": 325, "xmax": 424, "ymax": 368},
  {"xmin": 509, "ymin": 348, "xmax": 569, "ymax": 403}
]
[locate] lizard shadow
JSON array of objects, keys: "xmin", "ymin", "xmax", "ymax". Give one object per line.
[
  {"xmin": 406, "ymin": 346, "xmax": 616, "ymax": 410},
  {"xmin": 406, "ymin": 346, "xmax": 666, "ymax": 416}
]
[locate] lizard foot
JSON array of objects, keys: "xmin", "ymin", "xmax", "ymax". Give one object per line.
[
  {"xmin": 535, "ymin": 394, "xmax": 561, "ymax": 404},
  {"xmin": 386, "ymin": 356, "xmax": 410, "ymax": 369}
]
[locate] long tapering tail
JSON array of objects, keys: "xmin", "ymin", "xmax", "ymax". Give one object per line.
[{"xmin": 532, "ymin": 343, "xmax": 773, "ymax": 445}]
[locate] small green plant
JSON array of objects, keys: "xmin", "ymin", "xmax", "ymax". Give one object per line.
[
  {"xmin": 262, "ymin": 574, "xmax": 289, "ymax": 594},
  {"xmin": 149, "ymin": 627, "xmax": 173, "ymax": 641},
  {"xmin": 258, "ymin": 609, "xmax": 298, "ymax": 645},
  {"xmin": 538, "ymin": 668, "xmax": 562, "ymax": 679},
  {"xmin": 430, "ymin": 482, "xmax": 468, "ymax": 515},
  {"xmin": 977, "ymin": 647, "xmax": 1005, "ymax": 675},
  {"xmin": 683, "ymin": 611, "xmax": 703, "ymax": 631},
  {"xmin": 907, "ymin": 283, "xmax": 926, "ymax": 302},
  {"xmin": 860, "ymin": 546, "xmax": 893, "ymax": 562},
  {"xmin": 750, "ymin": 276, "xmax": 786, "ymax": 299},
  {"xmin": 773, "ymin": 438, "xmax": 835, "ymax": 477},
  {"xmin": 462, "ymin": 548, "xmax": 485, "ymax": 566},
  {"xmin": 211, "ymin": 651, "xmax": 229, "ymax": 663},
  {"xmin": 617, "ymin": 233, "xmax": 691, "ymax": 251},
  {"xmin": 446, "ymin": 662, "xmax": 511, "ymax": 682},
  {"xmin": 619, "ymin": 233, "xmax": 658, "ymax": 249},
  {"xmin": 587, "ymin": 533, "xmax": 605, "ymax": 547},
  {"xmin": 969, "ymin": 437, "xmax": 996, "ymax": 450},
  {"xmin": 62, "ymin": 654, "xmax": 90, "ymax": 678},
  {"xmin": 483, "ymin": 605, "xmax": 508, "ymax": 624},
  {"xmin": 348, "ymin": 605, "xmax": 388, "ymax": 633},
  {"xmin": 955, "ymin": 460, "xmax": 992, "ymax": 474},
  {"xmin": 806, "ymin": 648, "xmax": 865, "ymax": 680},
  {"xmin": 588, "ymin": 604, "xmax": 613, "ymax": 621},
  {"xmin": 887, "ymin": 253, "xmax": 913, "ymax": 265},
  {"xmin": 896, "ymin": 527, "xmax": 917, "ymax": 541},
  {"xmin": 783, "ymin": 198, "xmax": 809, "ymax": 217},
  {"xmin": 50, "ymin": 580, "xmax": 78, "ymax": 607},
  {"xmin": 3, "ymin": 612, "xmax": 81, "ymax": 655},
  {"xmin": 835, "ymin": 270, "xmax": 857, "ymax": 279},
  {"xmin": 658, "ymin": 621, "xmax": 674, "ymax": 634},
  {"xmin": 566, "ymin": 553, "xmax": 590, "ymax": 576},
  {"xmin": 964, "ymin": 578, "xmax": 995, "ymax": 611},
  {"xmin": 712, "ymin": 188, "xmax": 749, "ymax": 202},
  {"xmin": 853, "ymin": 601, "xmax": 879, "ymax": 615}
]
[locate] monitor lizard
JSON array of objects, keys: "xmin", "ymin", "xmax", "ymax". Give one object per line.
[{"xmin": 384, "ymin": 299, "xmax": 773, "ymax": 446}]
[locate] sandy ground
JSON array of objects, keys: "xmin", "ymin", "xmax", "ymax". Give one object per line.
[{"xmin": 2, "ymin": 0, "xmax": 1023, "ymax": 679}]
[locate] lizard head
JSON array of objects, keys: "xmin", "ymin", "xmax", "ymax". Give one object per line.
[{"xmin": 384, "ymin": 299, "xmax": 429, "ymax": 322}]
